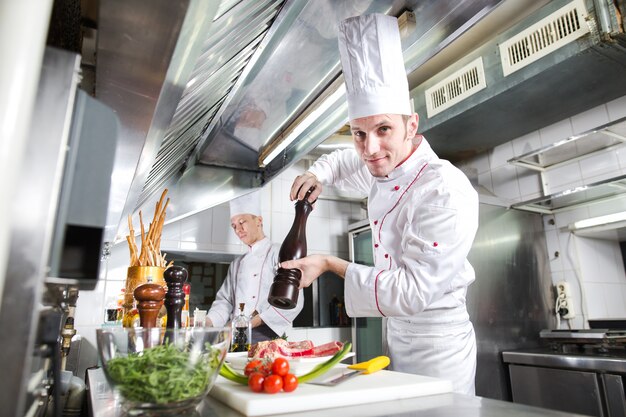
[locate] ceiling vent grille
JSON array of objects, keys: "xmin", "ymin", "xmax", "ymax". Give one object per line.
[
  {"xmin": 425, "ymin": 57, "xmax": 486, "ymax": 118},
  {"xmin": 499, "ymin": 0, "xmax": 590, "ymax": 76}
]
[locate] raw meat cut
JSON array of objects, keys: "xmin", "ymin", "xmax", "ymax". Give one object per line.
[
  {"xmin": 248, "ymin": 339, "xmax": 314, "ymax": 359},
  {"xmin": 311, "ymin": 341, "xmax": 344, "ymax": 357},
  {"xmin": 248, "ymin": 339, "xmax": 344, "ymax": 360}
]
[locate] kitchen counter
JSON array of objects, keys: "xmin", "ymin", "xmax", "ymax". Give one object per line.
[
  {"xmin": 502, "ymin": 347, "xmax": 626, "ymax": 416},
  {"xmin": 87, "ymin": 368, "xmax": 589, "ymax": 417},
  {"xmin": 502, "ymin": 346, "xmax": 626, "ymax": 373}
]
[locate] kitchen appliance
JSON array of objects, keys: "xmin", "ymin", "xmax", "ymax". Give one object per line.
[
  {"xmin": 503, "ymin": 328, "xmax": 626, "ymax": 416},
  {"xmin": 348, "ymin": 220, "xmax": 384, "ymax": 364},
  {"xmin": 0, "ymin": 47, "xmax": 119, "ymax": 416},
  {"xmin": 540, "ymin": 328, "xmax": 626, "ymax": 351}
]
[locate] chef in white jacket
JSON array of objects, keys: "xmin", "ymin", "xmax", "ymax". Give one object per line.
[
  {"xmin": 282, "ymin": 14, "xmax": 479, "ymax": 395},
  {"xmin": 206, "ymin": 190, "xmax": 304, "ymax": 343}
]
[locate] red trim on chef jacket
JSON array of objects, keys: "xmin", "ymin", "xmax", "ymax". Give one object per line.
[
  {"xmin": 374, "ymin": 270, "xmax": 386, "ymax": 316},
  {"xmin": 372, "ymin": 162, "xmax": 429, "ymax": 316},
  {"xmin": 377, "ymin": 162, "xmax": 429, "ymax": 244}
]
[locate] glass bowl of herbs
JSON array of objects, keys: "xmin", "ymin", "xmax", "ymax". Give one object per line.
[{"xmin": 96, "ymin": 326, "xmax": 231, "ymax": 415}]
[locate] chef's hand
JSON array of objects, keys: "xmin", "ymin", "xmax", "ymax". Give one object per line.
[
  {"xmin": 290, "ymin": 171, "xmax": 322, "ymax": 203},
  {"xmin": 280, "ymin": 255, "xmax": 349, "ymax": 288},
  {"xmin": 250, "ymin": 312, "xmax": 263, "ymax": 328}
]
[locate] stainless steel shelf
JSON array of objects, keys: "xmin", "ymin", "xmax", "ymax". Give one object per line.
[
  {"xmin": 508, "ymin": 117, "xmax": 626, "ymax": 171},
  {"xmin": 510, "ymin": 174, "xmax": 626, "ymax": 214}
]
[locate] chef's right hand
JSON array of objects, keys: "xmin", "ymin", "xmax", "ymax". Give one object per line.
[
  {"xmin": 290, "ymin": 171, "xmax": 322, "ymax": 203},
  {"xmin": 280, "ymin": 255, "xmax": 348, "ymax": 289},
  {"xmin": 280, "ymin": 255, "xmax": 327, "ymax": 288}
]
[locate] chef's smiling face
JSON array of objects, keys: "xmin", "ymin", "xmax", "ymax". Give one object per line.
[
  {"xmin": 231, "ymin": 214, "xmax": 264, "ymax": 246},
  {"xmin": 350, "ymin": 113, "xmax": 419, "ymax": 178}
]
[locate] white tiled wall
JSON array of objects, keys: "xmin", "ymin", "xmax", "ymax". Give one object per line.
[{"xmin": 460, "ymin": 94, "xmax": 626, "ymax": 328}]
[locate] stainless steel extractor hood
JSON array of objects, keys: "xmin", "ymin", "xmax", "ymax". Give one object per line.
[
  {"xmin": 410, "ymin": 0, "xmax": 626, "ymax": 162},
  {"xmin": 89, "ymin": 0, "xmax": 554, "ymax": 244}
]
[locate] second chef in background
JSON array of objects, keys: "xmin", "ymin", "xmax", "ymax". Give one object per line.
[{"xmin": 206, "ymin": 190, "xmax": 304, "ymax": 343}]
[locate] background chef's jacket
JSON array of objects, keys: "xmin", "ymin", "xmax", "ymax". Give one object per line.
[
  {"xmin": 307, "ymin": 138, "xmax": 478, "ymax": 318},
  {"xmin": 207, "ymin": 237, "xmax": 304, "ymax": 336}
]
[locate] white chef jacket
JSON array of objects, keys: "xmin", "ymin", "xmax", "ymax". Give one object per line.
[
  {"xmin": 207, "ymin": 237, "xmax": 304, "ymax": 338},
  {"xmin": 308, "ymin": 137, "xmax": 478, "ymax": 395}
]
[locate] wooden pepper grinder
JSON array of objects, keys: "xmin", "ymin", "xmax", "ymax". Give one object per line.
[
  {"xmin": 134, "ymin": 283, "xmax": 166, "ymax": 329},
  {"xmin": 163, "ymin": 266, "xmax": 188, "ymax": 329},
  {"xmin": 268, "ymin": 187, "xmax": 314, "ymax": 309}
]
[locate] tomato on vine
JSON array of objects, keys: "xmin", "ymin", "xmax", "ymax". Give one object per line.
[
  {"xmin": 271, "ymin": 357, "xmax": 289, "ymax": 377},
  {"xmin": 244, "ymin": 359, "xmax": 265, "ymax": 376},
  {"xmin": 282, "ymin": 373, "xmax": 298, "ymax": 392},
  {"xmin": 263, "ymin": 374, "xmax": 283, "ymax": 394},
  {"xmin": 248, "ymin": 372, "xmax": 265, "ymax": 393}
]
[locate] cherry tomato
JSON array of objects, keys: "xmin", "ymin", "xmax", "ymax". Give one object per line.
[
  {"xmin": 282, "ymin": 373, "xmax": 298, "ymax": 392},
  {"xmin": 263, "ymin": 374, "xmax": 283, "ymax": 394},
  {"xmin": 245, "ymin": 360, "xmax": 263, "ymax": 376},
  {"xmin": 248, "ymin": 372, "xmax": 265, "ymax": 393},
  {"xmin": 271, "ymin": 357, "xmax": 290, "ymax": 377}
]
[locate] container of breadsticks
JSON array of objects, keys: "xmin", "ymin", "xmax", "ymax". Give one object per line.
[{"xmin": 122, "ymin": 189, "xmax": 173, "ymax": 327}]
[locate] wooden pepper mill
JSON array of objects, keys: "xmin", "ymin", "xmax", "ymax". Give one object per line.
[
  {"xmin": 163, "ymin": 266, "xmax": 188, "ymax": 329},
  {"xmin": 268, "ymin": 188, "xmax": 314, "ymax": 309},
  {"xmin": 134, "ymin": 283, "xmax": 166, "ymax": 329}
]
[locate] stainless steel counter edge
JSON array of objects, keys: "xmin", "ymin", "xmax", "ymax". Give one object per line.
[
  {"xmin": 87, "ymin": 368, "xmax": 591, "ymax": 417},
  {"xmin": 502, "ymin": 350, "xmax": 626, "ymax": 373}
]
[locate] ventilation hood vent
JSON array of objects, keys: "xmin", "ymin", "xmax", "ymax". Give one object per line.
[
  {"xmin": 411, "ymin": 0, "xmax": 626, "ymax": 162},
  {"xmin": 426, "ymin": 57, "xmax": 487, "ymax": 118},
  {"xmin": 499, "ymin": 0, "xmax": 590, "ymax": 76}
]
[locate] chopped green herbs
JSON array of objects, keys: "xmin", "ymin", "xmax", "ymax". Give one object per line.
[{"xmin": 106, "ymin": 342, "xmax": 221, "ymax": 404}]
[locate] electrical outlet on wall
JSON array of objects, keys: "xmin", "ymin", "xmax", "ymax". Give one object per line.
[{"xmin": 556, "ymin": 281, "xmax": 576, "ymax": 319}]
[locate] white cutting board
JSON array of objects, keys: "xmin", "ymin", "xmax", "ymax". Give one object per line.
[{"xmin": 209, "ymin": 365, "xmax": 453, "ymax": 416}]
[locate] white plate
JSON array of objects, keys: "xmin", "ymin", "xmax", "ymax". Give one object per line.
[{"xmin": 226, "ymin": 351, "xmax": 355, "ymax": 376}]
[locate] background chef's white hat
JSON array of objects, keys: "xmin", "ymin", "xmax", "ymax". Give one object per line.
[
  {"xmin": 338, "ymin": 14, "xmax": 412, "ymax": 120},
  {"xmin": 229, "ymin": 190, "xmax": 262, "ymax": 218}
]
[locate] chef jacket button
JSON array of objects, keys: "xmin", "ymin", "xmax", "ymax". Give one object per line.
[
  {"xmin": 252, "ymin": 296, "xmax": 256, "ymax": 298},
  {"xmin": 254, "ymin": 274, "xmax": 258, "ymax": 276},
  {"xmin": 394, "ymin": 185, "xmax": 399, "ymax": 191},
  {"xmin": 374, "ymin": 220, "xmax": 378, "ymax": 225},
  {"xmin": 374, "ymin": 243, "xmax": 379, "ymax": 248},
  {"xmin": 384, "ymin": 254, "xmax": 389, "ymax": 258},
  {"xmin": 433, "ymin": 242, "xmax": 438, "ymax": 247}
]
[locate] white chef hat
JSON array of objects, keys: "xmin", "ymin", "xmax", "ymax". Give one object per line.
[
  {"xmin": 229, "ymin": 190, "xmax": 262, "ymax": 218},
  {"xmin": 338, "ymin": 14, "xmax": 412, "ymax": 121}
]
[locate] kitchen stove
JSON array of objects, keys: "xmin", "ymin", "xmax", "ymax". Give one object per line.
[
  {"xmin": 540, "ymin": 328, "xmax": 626, "ymax": 354},
  {"xmin": 504, "ymin": 328, "xmax": 626, "ymax": 416}
]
